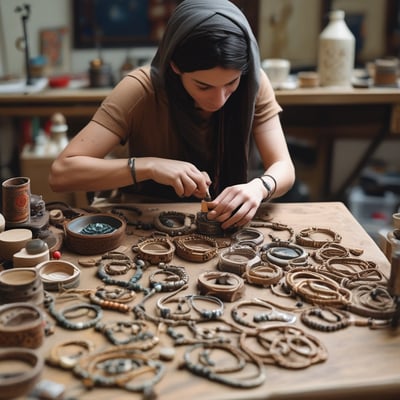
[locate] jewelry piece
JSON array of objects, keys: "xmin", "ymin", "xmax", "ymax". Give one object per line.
[
  {"xmin": 174, "ymin": 234, "xmax": 218, "ymax": 262},
  {"xmin": 348, "ymin": 284, "xmax": 396, "ymax": 319},
  {"xmin": 111, "ymin": 205, "xmax": 154, "ymax": 230},
  {"xmin": 250, "ymin": 221, "xmax": 294, "ymax": 242},
  {"xmin": 88, "ymin": 291, "xmax": 131, "ymax": 313},
  {"xmin": 44, "ymin": 292, "xmax": 103, "ymax": 330},
  {"xmin": 134, "ymin": 236, "xmax": 176, "ymax": 264},
  {"xmin": 149, "ymin": 264, "xmax": 189, "ymax": 292},
  {"xmin": 261, "ymin": 241, "xmax": 309, "ymax": 267},
  {"xmin": 296, "ymin": 227, "xmax": 342, "ymax": 248},
  {"xmin": 128, "ymin": 157, "xmax": 137, "ymax": 185},
  {"xmin": 156, "ymin": 292, "xmax": 193, "ymax": 321},
  {"xmin": 0, "ymin": 347, "xmax": 44, "ymax": 399},
  {"xmin": 46, "ymin": 339, "xmax": 95, "ymax": 369},
  {"xmin": 197, "ymin": 271, "xmax": 245, "ymax": 302},
  {"xmin": 231, "ymin": 298, "xmax": 296, "ymax": 329},
  {"xmin": 182, "ymin": 342, "xmax": 266, "ymax": 388},
  {"xmin": 97, "ymin": 258, "xmax": 147, "ymax": 293},
  {"xmin": 0, "ymin": 302, "xmax": 44, "ymax": 349},
  {"xmin": 73, "ymin": 346, "xmax": 165, "ymax": 396},
  {"xmin": 154, "ymin": 211, "xmax": 196, "ymax": 236},
  {"xmin": 285, "ymin": 269, "xmax": 352, "ymax": 307},
  {"xmin": 103, "ymin": 260, "xmax": 132, "ymax": 275},
  {"xmin": 312, "ymin": 242, "xmax": 363, "ymax": 263},
  {"xmin": 242, "ymin": 260, "xmax": 284, "ymax": 287},
  {"xmin": 95, "ymin": 320, "xmax": 159, "ymax": 348},
  {"xmin": 95, "ymin": 286, "xmax": 136, "ymax": 303},
  {"xmin": 320, "ymin": 257, "xmax": 385, "ymax": 287},
  {"xmin": 241, "ymin": 326, "xmax": 328, "ymax": 369},
  {"xmin": 218, "ymin": 246, "xmax": 261, "ymax": 275},
  {"xmin": 231, "ymin": 227, "xmax": 264, "ymax": 247},
  {"xmin": 189, "ymin": 295, "xmax": 225, "ymax": 319},
  {"xmin": 301, "ymin": 306, "xmax": 351, "ymax": 332}
]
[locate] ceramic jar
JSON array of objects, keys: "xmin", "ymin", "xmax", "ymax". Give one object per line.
[{"xmin": 317, "ymin": 10, "xmax": 355, "ymax": 87}]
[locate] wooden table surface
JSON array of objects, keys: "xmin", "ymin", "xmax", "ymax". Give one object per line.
[{"xmin": 15, "ymin": 201, "xmax": 399, "ymax": 400}]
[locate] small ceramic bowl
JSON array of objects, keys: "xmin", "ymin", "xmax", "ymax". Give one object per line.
[
  {"xmin": 36, "ymin": 260, "xmax": 80, "ymax": 291},
  {"xmin": 65, "ymin": 213, "xmax": 126, "ymax": 255},
  {"xmin": 261, "ymin": 59, "xmax": 291, "ymax": 89}
]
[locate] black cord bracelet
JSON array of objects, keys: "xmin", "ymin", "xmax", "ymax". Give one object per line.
[
  {"xmin": 257, "ymin": 176, "xmax": 272, "ymax": 201},
  {"xmin": 263, "ymin": 174, "xmax": 277, "ymax": 196},
  {"xmin": 128, "ymin": 157, "xmax": 137, "ymax": 185}
]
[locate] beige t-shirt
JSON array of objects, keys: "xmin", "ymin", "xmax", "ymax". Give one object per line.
[{"xmin": 92, "ymin": 66, "xmax": 282, "ymax": 160}]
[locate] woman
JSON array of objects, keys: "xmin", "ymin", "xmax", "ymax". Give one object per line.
[{"xmin": 49, "ymin": 0, "xmax": 295, "ymax": 229}]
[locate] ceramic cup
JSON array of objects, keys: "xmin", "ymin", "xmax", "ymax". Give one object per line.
[
  {"xmin": 1, "ymin": 177, "xmax": 31, "ymax": 224},
  {"xmin": 261, "ymin": 59, "xmax": 290, "ymax": 89},
  {"xmin": 393, "ymin": 213, "xmax": 400, "ymax": 230}
]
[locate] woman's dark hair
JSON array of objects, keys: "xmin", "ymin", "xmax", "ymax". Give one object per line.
[{"xmin": 171, "ymin": 30, "xmax": 249, "ymax": 73}]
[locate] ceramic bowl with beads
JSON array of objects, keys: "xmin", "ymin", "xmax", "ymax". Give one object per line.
[{"xmin": 65, "ymin": 213, "xmax": 126, "ymax": 255}]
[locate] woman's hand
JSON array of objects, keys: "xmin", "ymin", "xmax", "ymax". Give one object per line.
[
  {"xmin": 205, "ymin": 179, "xmax": 265, "ymax": 229},
  {"xmin": 147, "ymin": 158, "xmax": 211, "ymax": 199}
]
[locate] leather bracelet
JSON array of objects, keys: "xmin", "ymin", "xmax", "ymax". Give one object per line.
[
  {"xmin": 261, "ymin": 241, "xmax": 309, "ymax": 268},
  {"xmin": 231, "ymin": 227, "xmax": 264, "ymax": 247},
  {"xmin": 46, "ymin": 339, "xmax": 95, "ymax": 369},
  {"xmin": 218, "ymin": 247, "xmax": 261, "ymax": 276},
  {"xmin": 134, "ymin": 236, "xmax": 176, "ymax": 264},
  {"xmin": 285, "ymin": 269, "xmax": 352, "ymax": 307},
  {"xmin": 153, "ymin": 211, "xmax": 196, "ymax": 236},
  {"xmin": 295, "ymin": 227, "xmax": 342, "ymax": 248},
  {"xmin": 127, "ymin": 157, "xmax": 137, "ymax": 185},
  {"xmin": 149, "ymin": 264, "xmax": 189, "ymax": 292},
  {"xmin": 258, "ymin": 174, "xmax": 277, "ymax": 201},
  {"xmin": 0, "ymin": 347, "xmax": 44, "ymax": 399},
  {"xmin": 242, "ymin": 260, "xmax": 284, "ymax": 287},
  {"xmin": 197, "ymin": 271, "xmax": 245, "ymax": 302},
  {"xmin": 0, "ymin": 302, "xmax": 45, "ymax": 349},
  {"xmin": 174, "ymin": 234, "xmax": 218, "ymax": 262}
]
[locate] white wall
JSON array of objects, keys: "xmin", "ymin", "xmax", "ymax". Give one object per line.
[
  {"xmin": 258, "ymin": 0, "xmax": 386, "ymax": 68},
  {"xmin": 0, "ymin": 0, "xmax": 156, "ymax": 77},
  {"xmin": 0, "ymin": 0, "xmax": 388, "ymax": 77}
]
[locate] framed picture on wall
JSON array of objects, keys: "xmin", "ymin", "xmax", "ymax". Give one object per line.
[{"xmin": 73, "ymin": 0, "xmax": 179, "ymax": 48}]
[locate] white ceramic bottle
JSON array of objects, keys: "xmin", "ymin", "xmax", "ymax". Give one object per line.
[{"xmin": 317, "ymin": 10, "xmax": 355, "ymax": 87}]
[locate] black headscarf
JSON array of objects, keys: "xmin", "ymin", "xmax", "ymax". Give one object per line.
[{"xmin": 151, "ymin": 0, "xmax": 260, "ymax": 195}]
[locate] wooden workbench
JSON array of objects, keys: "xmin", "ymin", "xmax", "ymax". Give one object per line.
[{"xmin": 13, "ymin": 201, "xmax": 399, "ymax": 400}]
